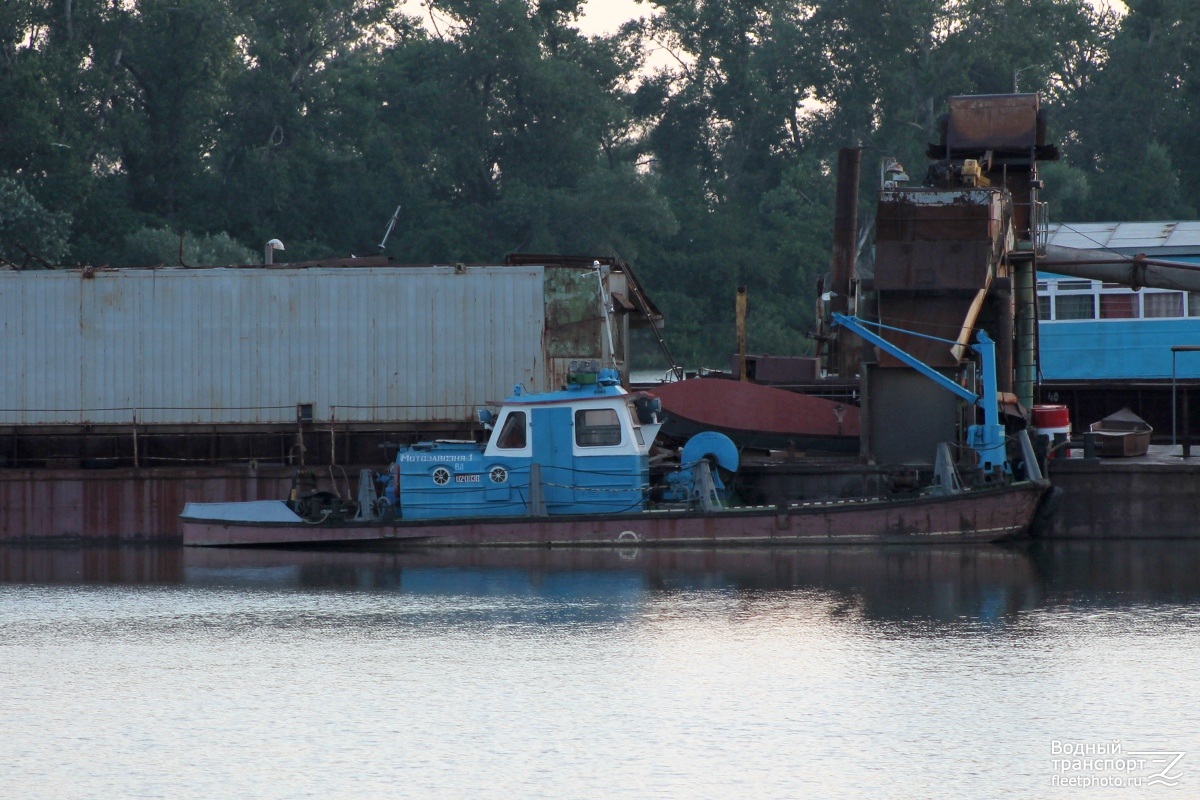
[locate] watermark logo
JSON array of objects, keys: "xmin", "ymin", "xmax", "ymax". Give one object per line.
[
  {"xmin": 1051, "ymin": 740, "xmax": 1186, "ymax": 789},
  {"xmin": 1128, "ymin": 750, "xmax": 1187, "ymax": 787}
]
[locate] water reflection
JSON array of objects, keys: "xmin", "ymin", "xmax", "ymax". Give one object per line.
[
  {"xmin": 3, "ymin": 541, "xmax": 1199, "ymax": 622},
  {"xmin": 4, "ymin": 543, "xmax": 1200, "ymax": 800}
]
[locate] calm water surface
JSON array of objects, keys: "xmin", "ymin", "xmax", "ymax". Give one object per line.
[{"xmin": 2, "ymin": 542, "xmax": 1199, "ymax": 799}]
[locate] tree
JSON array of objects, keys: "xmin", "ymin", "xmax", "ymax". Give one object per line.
[
  {"xmin": 0, "ymin": 176, "xmax": 71, "ymax": 265},
  {"xmin": 117, "ymin": 225, "xmax": 257, "ymax": 266},
  {"xmin": 1055, "ymin": 0, "xmax": 1200, "ymax": 218},
  {"xmin": 108, "ymin": 0, "xmax": 240, "ymax": 218},
  {"xmin": 5, "ymin": 0, "xmax": 1189, "ymax": 363},
  {"xmin": 0, "ymin": 0, "xmax": 127, "ymax": 261}
]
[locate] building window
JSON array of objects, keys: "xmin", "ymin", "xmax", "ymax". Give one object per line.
[
  {"xmin": 1099, "ymin": 293, "xmax": 1138, "ymax": 319},
  {"xmin": 1189, "ymin": 292, "xmax": 1200, "ymax": 317},
  {"xmin": 1144, "ymin": 292, "xmax": 1184, "ymax": 318},
  {"xmin": 496, "ymin": 411, "xmax": 527, "ymax": 449},
  {"xmin": 1054, "ymin": 294, "xmax": 1096, "ymax": 320},
  {"xmin": 575, "ymin": 408, "xmax": 622, "ymax": 447},
  {"xmin": 1037, "ymin": 296, "xmax": 1051, "ymax": 321},
  {"xmin": 1057, "ymin": 280, "xmax": 1094, "ymax": 291}
]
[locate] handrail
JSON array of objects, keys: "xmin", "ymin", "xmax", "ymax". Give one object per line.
[{"xmin": 0, "ymin": 402, "xmax": 480, "ymax": 425}]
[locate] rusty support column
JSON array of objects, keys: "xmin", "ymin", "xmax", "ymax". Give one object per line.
[
  {"xmin": 830, "ymin": 147, "xmax": 861, "ymax": 378},
  {"xmin": 736, "ymin": 285, "xmax": 748, "ymax": 381}
]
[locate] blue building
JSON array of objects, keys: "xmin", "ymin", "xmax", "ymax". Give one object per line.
[{"xmin": 1038, "ymin": 221, "xmax": 1200, "ymax": 434}]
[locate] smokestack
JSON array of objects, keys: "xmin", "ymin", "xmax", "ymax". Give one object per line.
[{"xmin": 830, "ymin": 147, "xmax": 861, "ymax": 377}]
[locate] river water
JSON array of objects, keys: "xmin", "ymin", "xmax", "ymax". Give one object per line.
[{"xmin": 1, "ymin": 542, "xmax": 1198, "ymax": 799}]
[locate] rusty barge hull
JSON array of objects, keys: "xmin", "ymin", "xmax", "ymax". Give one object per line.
[
  {"xmin": 0, "ymin": 466, "xmax": 293, "ymax": 541},
  {"xmin": 180, "ymin": 480, "xmax": 1050, "ymax": 547}
]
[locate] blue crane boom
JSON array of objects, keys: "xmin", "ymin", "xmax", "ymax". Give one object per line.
[{"xmin": 830, "ymin": 313, "xmax": 1008, "ymax": 473}]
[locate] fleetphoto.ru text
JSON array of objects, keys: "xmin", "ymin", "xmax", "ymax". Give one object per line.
[{"xmin": 1051, "ymin": 740, "xmax": 1186, "ymax": 789}]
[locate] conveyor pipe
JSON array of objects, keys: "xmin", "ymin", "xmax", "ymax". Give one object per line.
[{"xmin": 1040, "ymin": 245, "xmax": 1200, "ymax": 292}]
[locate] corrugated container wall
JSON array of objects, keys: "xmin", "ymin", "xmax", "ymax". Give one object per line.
[{"xmin": 0, "ymin": 266, "xmax": 546, "ymax": 425}]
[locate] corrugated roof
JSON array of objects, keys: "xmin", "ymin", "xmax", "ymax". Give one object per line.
[{"xmin": 1047, "ymin": 221, "xmax": 1200, "ymax": 252}]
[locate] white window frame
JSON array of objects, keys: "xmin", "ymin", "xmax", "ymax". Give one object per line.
[{"xmin": 1038, "ymin": 277, "xmax": 1194, "ymax": 322}]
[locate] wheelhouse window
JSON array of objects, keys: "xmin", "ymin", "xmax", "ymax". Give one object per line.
[
  {"xmin": 1190, "ymin": 293, "xmax": 1200, "ymax": 317},
  {"xmin": 575, "ymin": 408, "xmax": 622, "ymax": 447},
  {"xmin": 626, "ymin": 400, "xmax": 646, "ymax": 446},
  {"xmin": 496, "ymin": 411, "xmax": 527, "ymax": 449}
]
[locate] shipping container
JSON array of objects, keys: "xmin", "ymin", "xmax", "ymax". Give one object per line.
[{"xmin": 0, "ymin": 264, "xmax": 629, "ymax": 426}]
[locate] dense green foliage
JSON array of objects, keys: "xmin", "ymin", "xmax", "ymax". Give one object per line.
[{"xmin": 2, "ymin": 0, "xmax": 1196, "ymax": 365}]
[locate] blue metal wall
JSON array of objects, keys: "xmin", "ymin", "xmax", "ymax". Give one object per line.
[
  {"xmin": 1040, "ymin": 318, "xmax": 1200, "ymax": 379},
  {"xmin": 1039, "ymin": 256, "xmax": 1200, "ymax": 380}
]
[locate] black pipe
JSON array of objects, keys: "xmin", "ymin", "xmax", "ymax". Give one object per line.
[{"xmin": 830, "ymin": 147, "xmax": 861, "ymax": 377}]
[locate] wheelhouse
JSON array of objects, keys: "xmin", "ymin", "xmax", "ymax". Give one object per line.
[{"xmin": 389, "ymin": 364, "xmax": 660, "ymax": 519}]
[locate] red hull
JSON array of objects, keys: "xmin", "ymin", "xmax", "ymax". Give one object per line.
[
  {"xmin": 649, "ymin": 377, "xmax": 859, "ymax": 451},
  {"xmin": 182, "ymin": 480, "xmax": 1050, "ymax": 547}
]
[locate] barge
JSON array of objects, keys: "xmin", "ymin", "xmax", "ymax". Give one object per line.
[{"xmin": 181, "ymin": 319, "xmax": 1053, "ymax": 547}]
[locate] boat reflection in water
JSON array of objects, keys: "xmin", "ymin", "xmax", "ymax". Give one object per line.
[{"xmin": 4, "ymin": 541, "xmax": 1200, "ymax": 624}]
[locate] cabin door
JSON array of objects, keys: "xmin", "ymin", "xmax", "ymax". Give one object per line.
[{"xmin": 531, "ymin": 407, "xmax": 576, "ymax": 512}]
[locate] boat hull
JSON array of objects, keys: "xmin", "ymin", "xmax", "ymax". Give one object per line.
[
  {"xmin": 649, "ymin": 377, "xmax": 860, "ymax": 452},
  {"xmin": 1089, "ymin": 428, "xmax": 1152, "ymax": 458},
  {"xmin": 181, "ymin": 480, "xmax": 1051, "ymax": 547}
]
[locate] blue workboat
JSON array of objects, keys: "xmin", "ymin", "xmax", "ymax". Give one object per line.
[
  {"xmin": 380, "ymin": 360, "xmax": 733, "ymax": 520},
  {"xmin": 183, "ymin": 360, "xmax": 741, "ymax": 539}
]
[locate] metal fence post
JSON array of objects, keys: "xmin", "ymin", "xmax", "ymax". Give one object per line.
[
  {"xmin": 1185, "ymin": 388, "xmax": 1192, "ymax": 459},
  {"xmin": 1171, "ymin": 346, "xmax": 1200, "ymax": 451}
]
